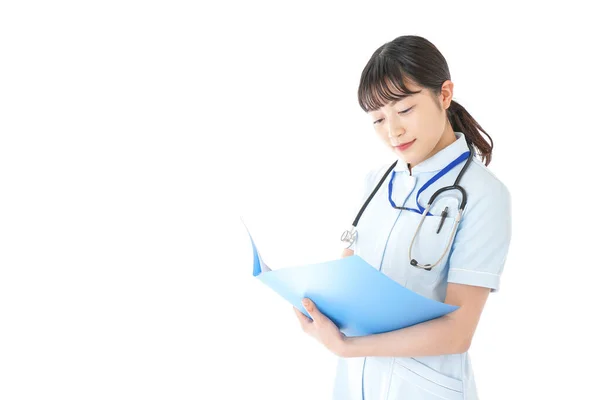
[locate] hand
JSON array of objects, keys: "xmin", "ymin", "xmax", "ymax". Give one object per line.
[{"xmin": 293, "ymin": 298, "xmax": 347, "ymax": 357}]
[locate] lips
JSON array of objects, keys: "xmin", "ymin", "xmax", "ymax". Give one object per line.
[{"xmin": 395, "ymin": 139, "xmax": 416, "ymax": 151}]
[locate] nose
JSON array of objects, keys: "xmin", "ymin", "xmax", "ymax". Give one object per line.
[{"xmin": 387, "ymin": 123, "xmax": 404, "ymax": 142}]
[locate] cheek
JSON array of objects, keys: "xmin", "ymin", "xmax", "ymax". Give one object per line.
[
  {"xmin": 419, "ymin": 109, "xmax": 445, "ymax": 130},
  {"xmin": 411, "ymin": 114, "xmax": 430, "ymax": 132},
  {"xmin": 374, "ymin": 128, "xmax": 389, "ymax": 142},
  {"xmin": 413, "ymin": 116, "xmax": 439, "ymax": 141}
]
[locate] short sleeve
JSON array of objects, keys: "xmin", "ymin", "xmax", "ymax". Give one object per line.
[{"xmin": 447, "ymin": 180, "xmax": 512, "ymax": 292}]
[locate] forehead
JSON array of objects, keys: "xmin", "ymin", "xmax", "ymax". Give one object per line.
[{"xmin": 368, "ymin": 95, "xmax": 418, "ymax": 114}]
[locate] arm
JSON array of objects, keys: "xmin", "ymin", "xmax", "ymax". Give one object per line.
[
  {"xmin": 340, "ymin": 180, "xmax": 512, "ymax": 358},
  {"xmin": 341, "ymin": 282, "xmax": 490, "ymax": 358}
]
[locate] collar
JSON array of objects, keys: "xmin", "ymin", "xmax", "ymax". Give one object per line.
[{"xmin": 393, "ymin": 131, "xmax": 470, "ymax": 174}]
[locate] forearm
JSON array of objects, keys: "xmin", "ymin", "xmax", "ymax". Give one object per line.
[{"xmin": 342, "ymin": 313, "xmax": 469, "ymax": 358}]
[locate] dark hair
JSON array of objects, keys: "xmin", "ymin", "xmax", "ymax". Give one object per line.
[{"xmin": 357, "ymin": 35, "xmax": 494, "ymax": 166}]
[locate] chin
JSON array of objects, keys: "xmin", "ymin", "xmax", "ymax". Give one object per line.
[{"xmin": 393, "ymin": 147, "xmax": 411, "ymax": 161}]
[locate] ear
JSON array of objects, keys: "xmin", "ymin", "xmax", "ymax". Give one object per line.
[{"xmin": 440, "ymin": 80, "xmax": 454, "ymax": 110}]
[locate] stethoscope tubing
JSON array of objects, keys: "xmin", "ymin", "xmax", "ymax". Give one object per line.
[{"xmin": 342, "ymin": 144, "xmax": 475, "ymax": 269}]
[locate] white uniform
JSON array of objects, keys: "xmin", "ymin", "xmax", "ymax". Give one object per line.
[{"xmin": 333, "ymin": 132, "xmax": 512, "ymax": 400}]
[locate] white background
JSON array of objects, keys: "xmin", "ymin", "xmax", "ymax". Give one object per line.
[{"xmin": 1, "ymin": 1, "xmax": 599, "ymax": 399}]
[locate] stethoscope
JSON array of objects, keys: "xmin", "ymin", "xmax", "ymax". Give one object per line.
[{"xmin": 341, "ymin": 143, "xmax": 474, "ymax": 271}]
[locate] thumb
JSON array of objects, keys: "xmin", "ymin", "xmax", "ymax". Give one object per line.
[{"xmin": 302, "ymin": 298, "xmax": 319, "ymax": 321}]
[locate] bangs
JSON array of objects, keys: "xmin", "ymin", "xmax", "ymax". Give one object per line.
[{"xmin": 357, "ymin": 56, "xmax": 422, "ymax": 112}]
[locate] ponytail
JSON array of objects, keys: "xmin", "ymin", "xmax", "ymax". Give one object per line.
[{"xmin": 447, "ymin": 100, "xmax": 494, "ymax": 166}]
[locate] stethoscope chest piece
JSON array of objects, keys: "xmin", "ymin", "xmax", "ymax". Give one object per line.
[{"xmin": 340, "ymin": 226, "xmax": 357, "ymax": 249}]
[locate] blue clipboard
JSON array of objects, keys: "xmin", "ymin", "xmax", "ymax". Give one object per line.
[{"xmin": 244, "ymin": 220, "xmax": 458, "ymax": 337}]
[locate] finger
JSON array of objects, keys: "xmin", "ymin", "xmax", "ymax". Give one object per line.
[
  {"xmin": 302, "ymin": 298, "xmax": 321, "ymax": 322},
  {"xmin": 293, "ymin": 306, "xmax": 311, "ymax": 324},
  {"xmin": 293, "ymin": 307, "xmax": 312, "ymax": 333}
]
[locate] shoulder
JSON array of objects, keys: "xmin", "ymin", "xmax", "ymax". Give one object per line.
[
  {"xmin": 461, "ymin": 157, "xmax": 511, "ymax": 216},
  {"xmin": 363, "ymin": 162, "xmax": 396, "ymax": 186}
]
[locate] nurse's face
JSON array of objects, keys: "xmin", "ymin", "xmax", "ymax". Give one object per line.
[{"xmin": 368, "ymin": 78, "xmax": 455, "ymax": 168}]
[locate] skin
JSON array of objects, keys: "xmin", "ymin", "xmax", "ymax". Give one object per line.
[
  {"xmin": 293, "ymin": 78, "xmax": 491, "ymax": 358},
  {"xmin": 370, "ymin": 78, "xmax": 457, "ymax": 173}
]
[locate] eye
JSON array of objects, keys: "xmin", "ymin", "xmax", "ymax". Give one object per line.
[{"xmin": 372, "ymin": 107, "xmax": 413, "ymax": 125}]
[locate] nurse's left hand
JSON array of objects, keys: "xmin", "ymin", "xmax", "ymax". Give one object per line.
[{"xmin": 293, "ymin": 298, "xmax": 347, "ymax": 357}]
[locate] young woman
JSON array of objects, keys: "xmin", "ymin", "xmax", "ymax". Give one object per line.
[{"xmin": 293, "ymin": 35, "xmax": 512, "ymax": 400}]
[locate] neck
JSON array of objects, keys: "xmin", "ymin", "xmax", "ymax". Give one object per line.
[{"xmin": 414, "ymin": 124, "xmax": 456, "ymax": 168}]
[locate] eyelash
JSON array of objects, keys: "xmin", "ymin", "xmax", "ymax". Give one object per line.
[{"xmin": 373, "ymin": 107, "xmax": 413, "ymax": 125}]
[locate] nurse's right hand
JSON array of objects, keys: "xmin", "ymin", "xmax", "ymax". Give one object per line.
[
  {"xmin": 341, "ymin": 248, "xmax": 354, "ymax": 258},
  {"xmin": 293, "ymin": 298, "xmax": 347, "ymax": 357}
]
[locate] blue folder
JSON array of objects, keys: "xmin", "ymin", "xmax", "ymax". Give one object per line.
[{"xmin": 244, "ymin": 221, "xmax": 458, "ymax": 337}]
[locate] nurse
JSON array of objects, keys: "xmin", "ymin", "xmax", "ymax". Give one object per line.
[{"xmin": 293, "ymin": 35, "xmax": 512, "ymax": 400}]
